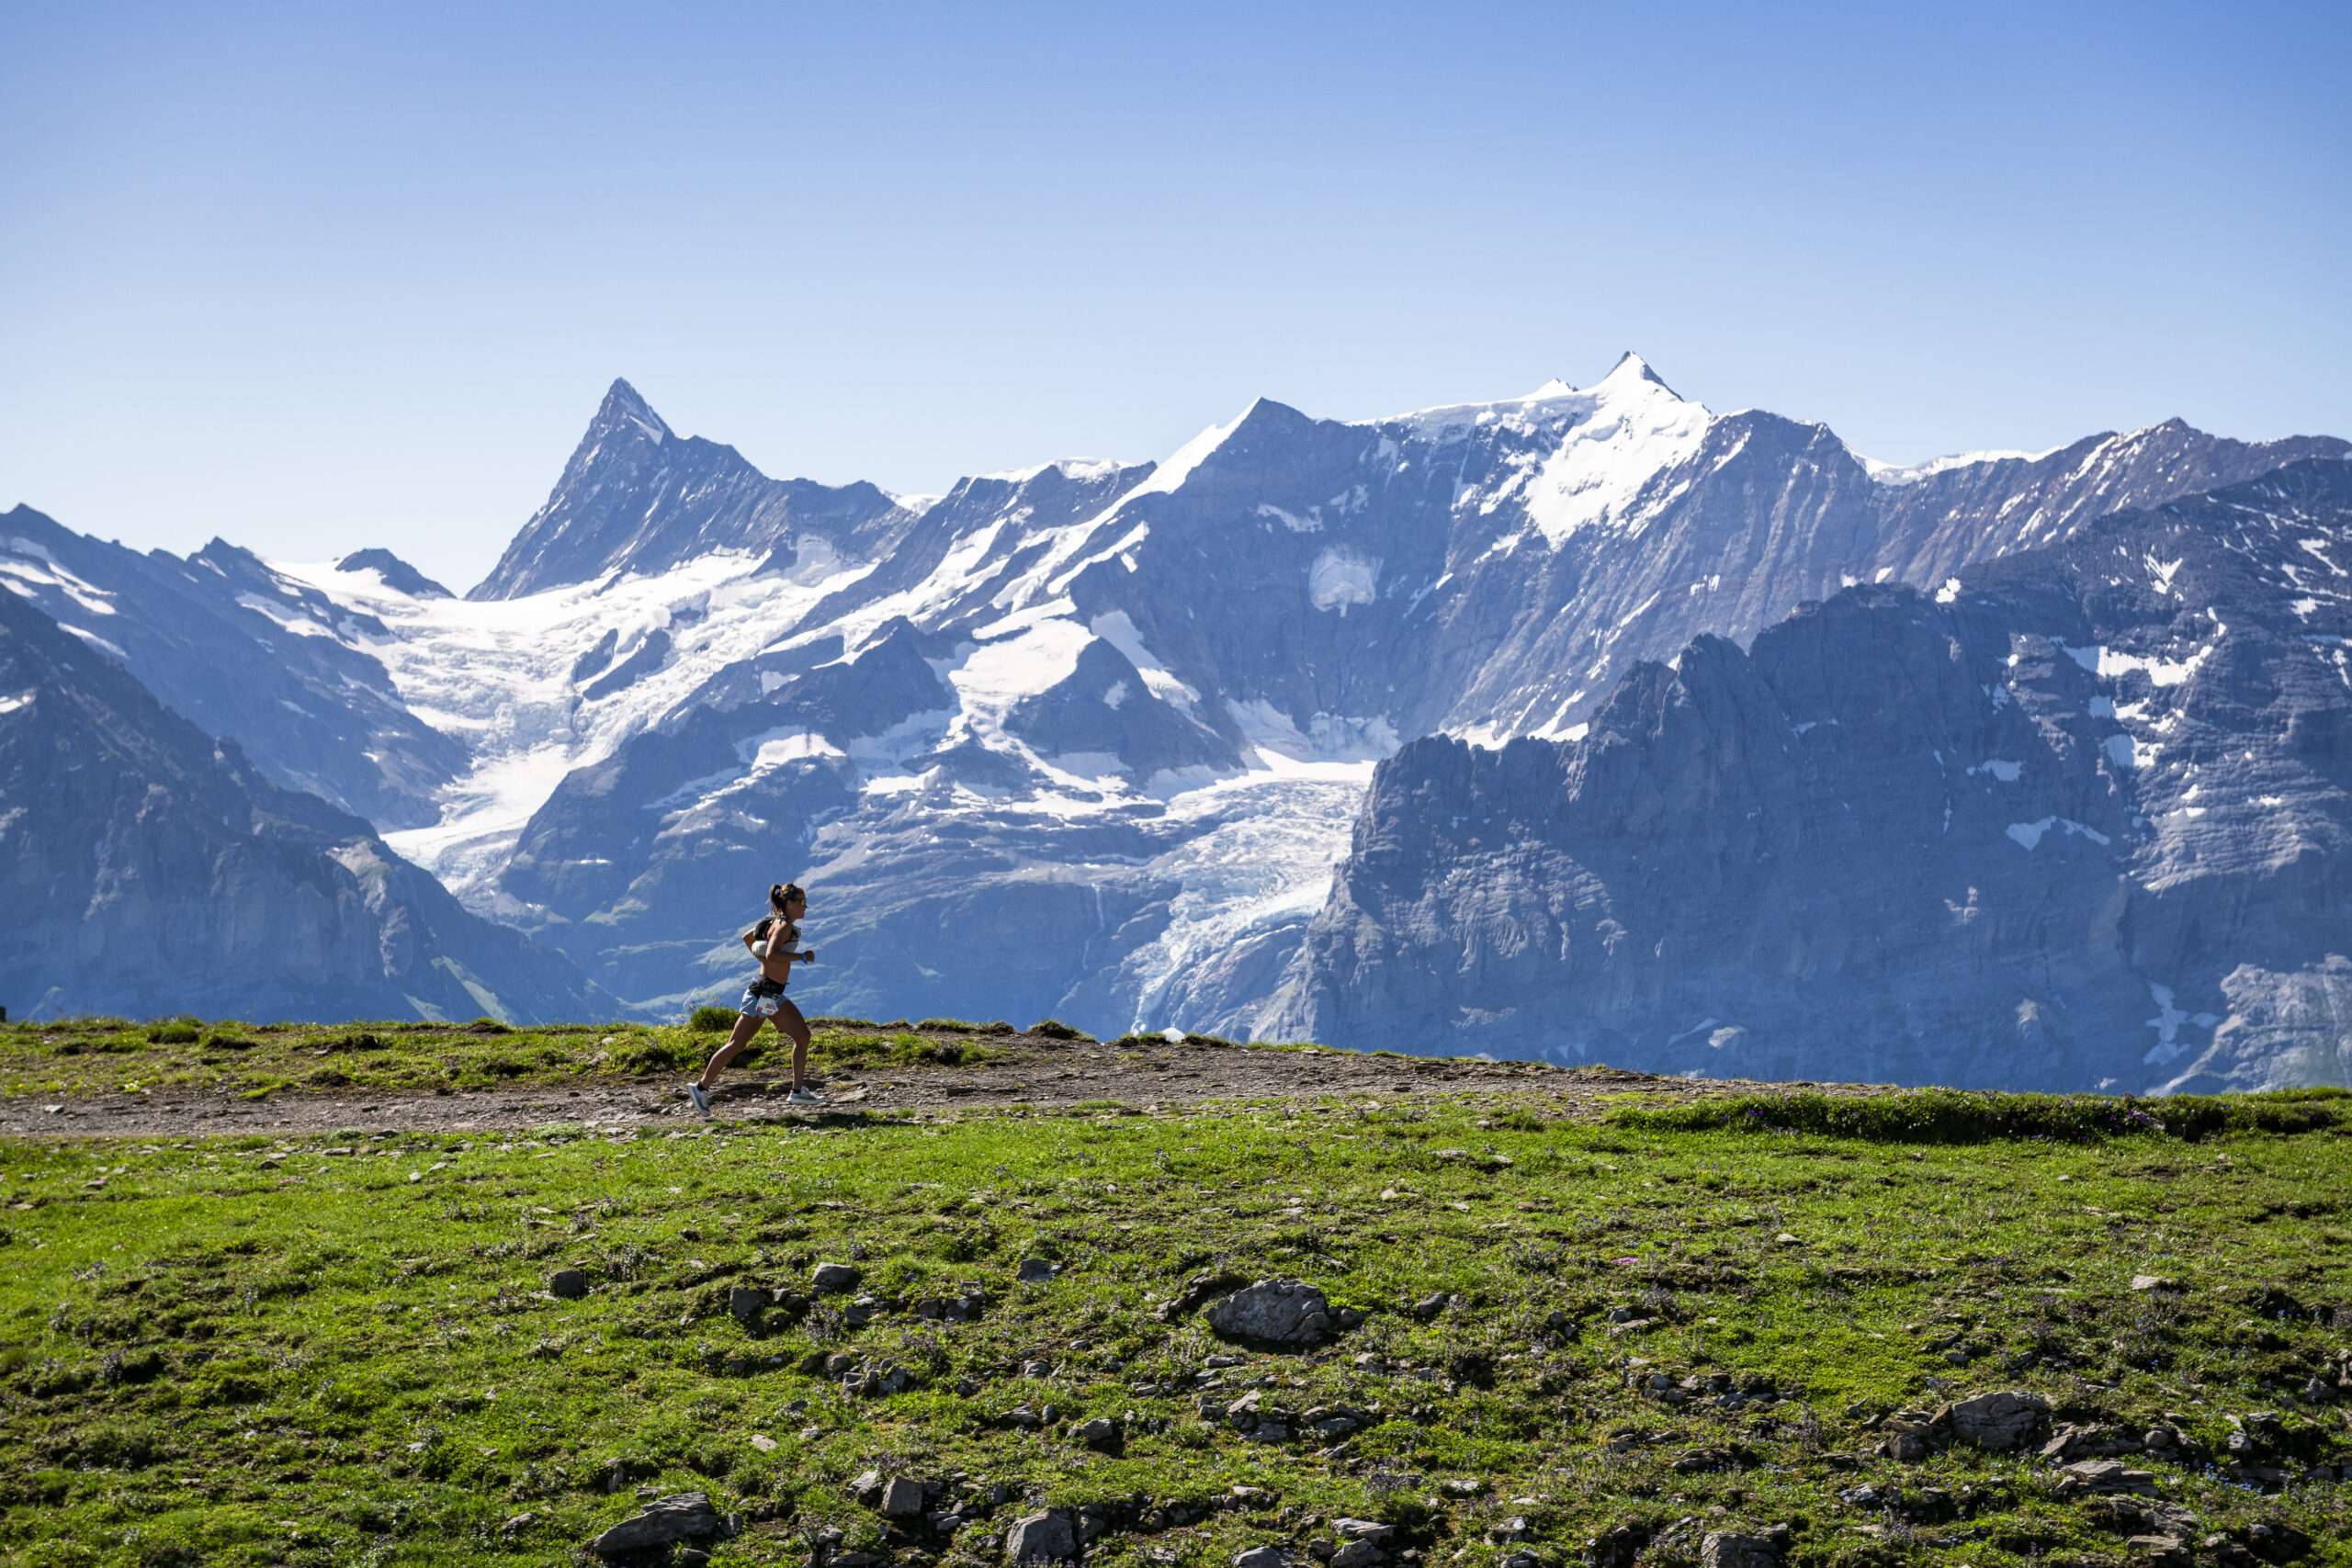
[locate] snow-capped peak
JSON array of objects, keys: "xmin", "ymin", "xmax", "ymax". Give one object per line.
[
  {"xmin": 1116, "ymin": 401, "xmax": 1264, "ymax": 503},
  {"xmin": 976, "ymin": 457, "xmax": 1134, "ymax": 486},
  {"xmin": 1592, "ymin": 350, "xmax": 1680, "ymax": 400},
  {"xmin": 1368, "ymin": 353, "xmax": 1689, "ymax": 438},
  {"xmin": 1860, "ymin": 445, "xmax": 2067, "ymax": 485}
]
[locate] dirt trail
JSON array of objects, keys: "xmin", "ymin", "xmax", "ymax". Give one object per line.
[{"xmin": 0, "ymin": 1033, "xmax": 1837, "ymax": 1139}]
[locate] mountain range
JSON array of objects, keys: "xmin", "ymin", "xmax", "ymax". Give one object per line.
[{"xmin": 2, "ymin": 356, "xmax": 2344, "ymax": 1085}]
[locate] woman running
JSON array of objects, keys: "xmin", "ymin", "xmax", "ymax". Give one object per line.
[{"xmin": 684, "ymin": 882, "xmax": 820, "ymax": 1115}]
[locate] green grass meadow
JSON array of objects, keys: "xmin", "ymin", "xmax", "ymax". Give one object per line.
[
  {"xmin": 0, "ymin": 1018, "xmax": 1009, "ymax": 1101},
  {"xmin": 2, "ymin": 1091, "xmax": 2346, "ymax": 1565}
]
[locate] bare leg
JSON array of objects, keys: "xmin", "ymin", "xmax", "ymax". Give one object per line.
[
  {"xmin": 772, "ymin": 998, "xmax": 812, "ymax": 1091},
  {"xmin": 698, "ymin": 1011, "xmax": 763, "ymax": 1092}
]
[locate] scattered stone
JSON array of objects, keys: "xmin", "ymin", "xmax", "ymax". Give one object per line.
[
  {"xmin": 2057, "ymin": 1459, "xmax": 2159, "ymax": 1496},
  {"xmin": 1006, "ymin": 1509, "xmax": 1077, "ymax": 1562},
  {"xmin": 1408, "ymin": 1292, "xmax": 1448, "ymax": 1321},
  {"xmin": 880, "ymin": 1476, "xmax": 926, "ymax": 1517},
  {"xmin": 1076, "ymin": 1416, "xmax": 1123, "ymax": 1452},
  {"xmin": 2130, "ymin": 1274, "xmax": 2178, "ymax": 1293},
  {"xmin": 2041, "ymin": 1421, "xmax": 2140, "ymax": 1461},
  {"xmin": 589, "ymin": 1492, "xmax": 729, "ymax": 1557},
  {"xmin": 1017, "ymin": 1256, "xmax": 1057, "ymax": 1282},
  {"xmin": 1305, "ymin": 1404, "xmax": 1373, "ymax": 1438},
  {"xmin": 1701, "ymin": 1529, "xmax": 1788, "ymax": 1568},
  {"xmin": 1156, "ymin": 1269, "xmax": 1245, "ymax": 1323},
  {"xmin": 1774, "ymin": 1232, "xmax": 1801, "ymax": 1247},
  {"xmin": 811, "ymin": 1261, "xmax": 861, "ymax": 1294},
  {"xmin": 1878, "ymin": 1410, "xmax": 1935, "ymax": 1461},
  {"xmin": 1674, "ymin": 1445, "xmax": 1738, "ymax": 1472},
  {"xmin": 727, "ymin": 1285, "xmax": 767, "ymax": 1328},
  {"xmin": 1585, "ymin": 1524, "xmax": 1654, "ymax": 1568},
  {"xmin": 749, "ymin": 1434, "xmax": 776, "ymax": 1453},
  {"xmin": 1942, "ymin": 1389, "xmax": 2048, "ymax": 1452},
  {"xmin": 1206, "ymin": 1278, "xmax": 1339, "ymax": 1348},
  {"xmin": 1234, "ymin": 1550, "xmax": 1288, "ymax": 1568},
  {"xmin": 1333, "ymin": 1519, "xmax": 1395, "ymax": 1545},
  {"xmin": 501, "ymin": 1513, "xmax": 537, "ymax": 1534},
  {"xmin": 910, "ymin": 1290, "xmax": 987, "ymax": 1322},
  {"xmin": 548, "ymin": 1269, "xmax": 590, "ymax": 1300}
]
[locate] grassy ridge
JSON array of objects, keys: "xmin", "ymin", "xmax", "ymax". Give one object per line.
[
  {"xmin": 1, "ymin": 1088, "xmax": 2346, "ymax": 1565},
  {"xmin": 0, "ymin": 1019, "xmax": 1018, "ymax": 1100},
  {"xmin": 1611, "ymin": 1088, "xmax": 2352, "ymax": 1144}
]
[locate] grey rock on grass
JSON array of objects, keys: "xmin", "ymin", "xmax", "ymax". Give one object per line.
[
  {"xmin": 1942, "ymin": 1389, "xmax": 2048, "ymax": 1451},
  {"xmin": 590, "ymin": 1491, "xmax": 728, "ymax": 1556},
  {"xmin": 1206, "ymin": 1278, "xmax": 1339, "ymax": 1348},
  {"xmin": 811, "ymin": 1261, "xmax": 861, "ymax": 1294},
  {"xmin": 1701, "ymin": 1528, "xmax": 1788, "ymax": 1567},
  {"xmin": 1005, "ymin": 1509, "xmax": 1077, "ymax": 1562},
  {"xmin": 548, "ymin": 1269, "xmax": 590, "ymax": 1300}
]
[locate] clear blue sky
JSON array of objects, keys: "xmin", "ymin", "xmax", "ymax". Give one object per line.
[{"xmin": 4, "ymin": 1, "xmax": 2346, "ymax": 591}]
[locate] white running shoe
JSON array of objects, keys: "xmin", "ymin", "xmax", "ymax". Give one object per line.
[
  {"xmin": 684, "ymin": 1082, "xmax": 711, "ymax": 1117},
  {"xmin": 786, "ymin": 1088, "xmax": 824, "ymax": 1106}
]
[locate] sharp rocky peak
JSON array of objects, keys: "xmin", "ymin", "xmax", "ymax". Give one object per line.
[{"xmin": 589, "ymin": 377, "xmax": 673, "ymax": 446}]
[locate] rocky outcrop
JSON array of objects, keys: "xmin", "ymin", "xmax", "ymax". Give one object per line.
[
  {"xmin": 1272, "ymin": 460, "xmax": 2352, "ymax": 1090},
  {"xmin": 0, "ymin": 587, "xmax": 613, "ymax": 1023}
]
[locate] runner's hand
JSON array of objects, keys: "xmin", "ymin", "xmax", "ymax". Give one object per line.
[{"xmin": 798, "ymin": 949, "xmax": 818, "ymax": 964}]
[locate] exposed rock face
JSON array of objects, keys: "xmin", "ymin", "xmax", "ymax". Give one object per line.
[
  {"xmin": 1272, "ymin": 460, "xmax": 2352, "ymax": 1090},
  {"xmin": 0, "ymin": 587, "xmax": 612, "ymax": 1023},
  {"xmin": 0, "ymin": 507, "xmax": 464, "ymax": 828},
  {"xmin": 469, "ymin": 378, "xmax": 914, "ymax": 599}
]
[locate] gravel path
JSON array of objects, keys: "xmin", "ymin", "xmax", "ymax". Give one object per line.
[{"xmin": 0, "ymin": 1033, "xmax": 1839, "ymax": 1138}]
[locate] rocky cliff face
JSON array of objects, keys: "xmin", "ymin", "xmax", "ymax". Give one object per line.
[
  {"xmin": 467, "ymin": 379, "xmax": 915, "ymax": 600},
  {"xmin": 1271, "ymin": 459, "xmax": 2352, "ymax": 1091},
  {"xmin": 0, "ymin": 587, "xmax": 615, "ymax": 1023},
  {"xmin": 0, "ymin": 507, "xmax": 465, "ymax": 828}
]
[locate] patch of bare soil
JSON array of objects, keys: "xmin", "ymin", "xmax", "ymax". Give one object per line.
[{"xmin": 0, "ymin": 1032, "xmax": 1859, "ymax": 1138}]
